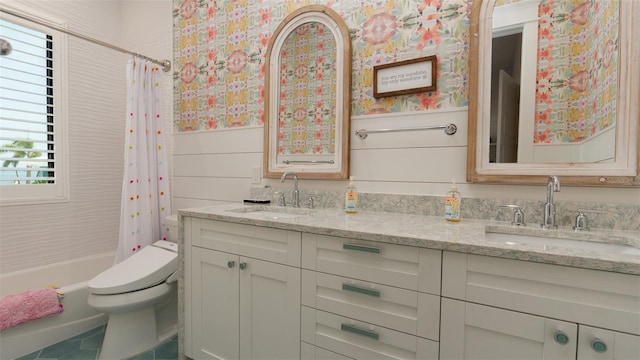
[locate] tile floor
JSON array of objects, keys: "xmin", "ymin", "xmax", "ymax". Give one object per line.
[{"xmin": 14, "ymin": 325, "xmax": 178, "ymax": 360}]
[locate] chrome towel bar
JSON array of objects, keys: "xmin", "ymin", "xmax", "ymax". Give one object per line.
[
  {"xmin": 282, "ymin": 160, "xmax": 335, "ymax": 164},
  {"xmin": 355, "ymin": 123, "xmax": 457, "ymax": 139}
]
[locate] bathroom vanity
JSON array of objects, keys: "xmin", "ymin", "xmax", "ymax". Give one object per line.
[{"xmin": 179, "ymin": 204, "xmax": 640, "ymax": 360}]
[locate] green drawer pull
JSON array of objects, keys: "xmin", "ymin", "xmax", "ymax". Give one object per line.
[
  {"xmin": 340, "ymin": 323, "xmax": 379, "ymax": 341},
  {"xmin": 342, "ymin": 284, "xmax": 380, "ymax": 298},
  {"xmin": 591, "ymin": 338, "xmax": 607, "ymax": 353},
  {"xmin": 343, "ymin": 243, "xmax": 381, "ymax": 254},
  {"xmin": 553, "ymin": 331, "xmax": 569, "ymax": 345}
]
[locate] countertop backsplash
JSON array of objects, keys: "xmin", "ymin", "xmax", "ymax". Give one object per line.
[{"xmin": 250, "ymin": 187, "xmax": 640, "ymax": 232}]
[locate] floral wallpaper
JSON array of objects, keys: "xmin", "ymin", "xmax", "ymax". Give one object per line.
[
  {"xmin": 173, "ymin": 0, "xmax": 472, "ymax": 132},
  {"xmin": 278, "ymin": 22, "xmax": 337, "ymax": 156},
  {"xmin": 533, "ymin": 0, "xmax": 618, "ymax": 144}
]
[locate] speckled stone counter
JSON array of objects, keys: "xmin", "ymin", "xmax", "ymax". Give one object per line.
[{"xmin": 178, "ymin": 203, "xmax": 640, "ymax": 275}]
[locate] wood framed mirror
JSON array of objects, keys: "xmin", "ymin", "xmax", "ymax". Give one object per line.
[
  {"xmin": 263, "ymin": 5, "xmax": 351, "ymax": 180},
  {"xmin": 467, "ymin": 0, "xmax": 639, "ymax": 186}
]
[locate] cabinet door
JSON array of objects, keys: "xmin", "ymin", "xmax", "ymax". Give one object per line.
[
  {"xmin": 239, "ymin": 257, "xmax": 301, "ymax": 360},
  {"xmin": 441, "ymin": 298, "xmax": 577, "ymax": 360},
  {"xmin": 578, "ymin": 325, "xmax": 640, "ymax": 360},
  {"xmin": 191, "ymin": 248, "xmax": 240, "ymax": 360}
]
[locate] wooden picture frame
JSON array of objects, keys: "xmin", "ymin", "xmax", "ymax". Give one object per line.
[{"xmin": 373, "ymin": 55, "xmax": 437, "ymax": 98}]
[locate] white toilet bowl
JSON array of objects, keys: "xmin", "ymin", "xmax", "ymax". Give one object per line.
[{"xmin": 88, "ymin": 215, "xmax": 179, "ymax": 360}]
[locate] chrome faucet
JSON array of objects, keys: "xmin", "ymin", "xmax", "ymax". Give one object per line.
[
  {"xmin": 542, "ymin": 175, "xmax": 560, "ymax": 229},
  {"xmin": 280, "ymin": 172, "xmax": 299, "ymax": 207}
]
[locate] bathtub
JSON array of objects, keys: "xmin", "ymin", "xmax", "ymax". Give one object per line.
[{"xmin": 0, "ymin": 252, "xmax": 113, "ymax": 360}]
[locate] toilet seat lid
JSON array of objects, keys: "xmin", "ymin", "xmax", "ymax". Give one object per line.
[{"xmin": 88, "ymin": 240, "xmax": 178, "ymax": 295}]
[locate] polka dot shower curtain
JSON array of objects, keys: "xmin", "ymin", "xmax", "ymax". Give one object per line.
[{"xmin": 115, "ymin": 58, "xmax": 171, "ymax": 264}]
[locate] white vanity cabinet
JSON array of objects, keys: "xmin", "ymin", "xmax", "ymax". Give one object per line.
[
  {"xmin": 184, "ymin": 218, "xmax": 301, "ymax": 360},
  {"xmin": 440, "ymin": 251, "xmax": 640, "ymax": 360},
  {"xmin": 182, "ymin": 211, "xmax": 640, "ymax": 360},
  {"xmin": 300, "ymin": 233, "xmax": 442, "ymax": 360}
]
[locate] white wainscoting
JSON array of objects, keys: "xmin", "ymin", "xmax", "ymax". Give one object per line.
[
  {"xmin": 172, "ymin": 109, "xmax": 469, "ymax": 209},
  {"xmin": 172, "ymin": 108, "xmax": 640, "ymax": 210},
  {"xmin": 350, "ymin": 109, "xmax": 468, "ymax": 184},
  {"xmin": 173, "ymin": 127, "xmax": 264, "ymax": 210}
]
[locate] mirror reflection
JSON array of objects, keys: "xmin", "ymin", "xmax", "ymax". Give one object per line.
[
  {"xmin": 276, "ymin": 21, "xmax": 337, "ymax": 165},
  {"xmin": 489, "ymin": 0, "xmax": 618, "ymax": 164},
  {"xmin": 263, "ymin": 5, "xmax": 351, "ymax": 180}
]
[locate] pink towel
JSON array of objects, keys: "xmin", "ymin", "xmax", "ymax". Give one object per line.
[{"xmin": 0, "ymin": 288, "xmax": 63, "ymax": 330}]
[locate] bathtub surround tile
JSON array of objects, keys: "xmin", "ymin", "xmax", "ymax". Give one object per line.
[{"xmin": 250, "ymin": 187, "xmax": 640, "ymax": 231}]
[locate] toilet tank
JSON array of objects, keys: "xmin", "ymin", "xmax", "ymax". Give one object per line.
[{"xmin": 165, "ymin": 214, "xmax": 178, "ymax": 242}]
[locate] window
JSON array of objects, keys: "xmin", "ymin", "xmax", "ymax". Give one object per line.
[{"xmin": 0, "ymin": 11, "xmax": 67, "ymax": 204}]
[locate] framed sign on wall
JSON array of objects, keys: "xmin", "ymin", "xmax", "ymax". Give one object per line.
[{"xmin": 373, "ymin": 55, "xmax": 437, "ymax": 98}]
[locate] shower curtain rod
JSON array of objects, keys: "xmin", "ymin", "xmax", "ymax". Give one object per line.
[{"xmin": 0, "ymin": 7, "xmax": 171, "ymax": 72}]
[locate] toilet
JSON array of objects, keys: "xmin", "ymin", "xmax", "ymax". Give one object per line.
[{"xmin": 87, "ymin": 215, "xmax": 179, "ymax": 360}]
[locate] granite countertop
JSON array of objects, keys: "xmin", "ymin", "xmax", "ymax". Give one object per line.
[{"xmin": 179, "ymin": 203, "xmax": 640, "ymax": 275}]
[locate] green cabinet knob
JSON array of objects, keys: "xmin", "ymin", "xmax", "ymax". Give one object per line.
[
  {"xmin": 591, "ymin": 338, "xmax": 607, "ymax": 353},
  {"xmin": 227, "ymin": 261, "xmax": 235, "ymax": 268},
  {"xmin": 553, "ymin": 331, "xmax": 569, "ymax": 345},
  {"xmin": 239, "ymin": 262, "xmax": 247, "ymax": 270}
]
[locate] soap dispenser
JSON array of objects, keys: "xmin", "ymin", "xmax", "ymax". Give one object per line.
[
  {"xmin": 345, "ymin": 176, "xmax": 358, "ymax": 213},
  {"xmin": 445, "ymin": 178, "xmax": 461, "ymax": 222}
]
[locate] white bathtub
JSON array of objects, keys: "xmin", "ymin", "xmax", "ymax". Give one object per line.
[{"xmin": 0, "ymin": 252, "xmax": 113, "ymax": 360}]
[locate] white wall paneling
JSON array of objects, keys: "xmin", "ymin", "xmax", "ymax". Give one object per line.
[
  {"xmin": 172, "ymin": 127, "xmax": 264, "ymax": 209},
  {"xmin": 173, "ymin": 153, "xmax": 263, "ymax": 178},
  {"xmin": 173, "ymin": 107, "xmax": 640, "ymax": 206},
  {"xmin": 350, "ymin": 108, "xmax": 467, "ymax": 150},
  {"xmin": 173, "ymin": 177, "xmax": 254, "ymax": 203},
  {"xmin": 173, "ymin": 126, "xmax": 263, "ymax": 155}
]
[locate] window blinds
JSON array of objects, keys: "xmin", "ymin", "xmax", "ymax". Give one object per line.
[{"xmin": 0, "ymin": 18, "xmax": 55, "ymax": 185}]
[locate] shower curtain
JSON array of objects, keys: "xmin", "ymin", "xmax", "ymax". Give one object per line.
[{"xmin": 115, "ymin": 58, "xmax": 171, "ymax": 263}]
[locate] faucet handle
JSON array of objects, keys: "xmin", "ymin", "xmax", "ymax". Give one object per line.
[
  {"xmin": 307, "ymin": 196, "xmax": 315, "ymax": 209},
  {"xmin": 278, "ymin": 193, "xmax": 286, "ymax": 207},
  {"xmin": 499, "ymin": 205, "xmax": 526, "ymax": 226},
  {"xmin": 573, "ymin": 209, "xmax": 607, "ymax": 231}
]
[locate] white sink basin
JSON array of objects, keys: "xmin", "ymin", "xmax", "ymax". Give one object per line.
[
  {"xmin": 485, "ymin": 231, "xmax": 640, "ymax": 255},
  {"xmin": 226, "ymin": 206, "xmax": 313, "ymax": 220}
]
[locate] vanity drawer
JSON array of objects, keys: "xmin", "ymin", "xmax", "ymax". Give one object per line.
[
  {"xmin": 302, "ymin": 233, "xmax": 441, "ymax": 294},
  {"xmin": 301, "ymin": 342, "xmax": 354, "ymax": 360},
  {"xmin": 302, "ymin": 270, "xmax": 440, "ymax": 340},
  {"xmin": 190, "ymin": 218, "xmax": 301, "ymax": 266},
  {"xmin": 301, "ymin": 306, "xmax": 439, "ymax": 360},
  {"xmin": 442, "ymin": 251, "xmax": 640, "ymax": 335}
]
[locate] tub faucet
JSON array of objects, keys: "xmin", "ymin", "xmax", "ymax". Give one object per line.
[
  {"xmin": 280, "ymin": 171, "xmax": 299, "ymax": 207},
  {"xmin": 542, "ymin": 175, "xmax": 560, "ymax": 229}
]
